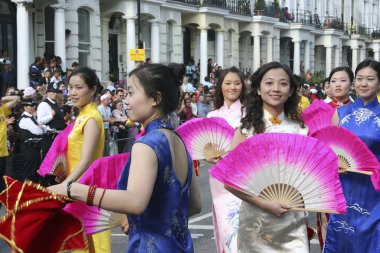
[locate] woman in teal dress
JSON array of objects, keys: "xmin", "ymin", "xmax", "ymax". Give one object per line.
[
  {"xmin": 49, "ymin": 63, "xmax": 202, "ymax": 253},
  {"xmin": 324, "ymin": 59, "xmax": 380, "ymax": 252}
]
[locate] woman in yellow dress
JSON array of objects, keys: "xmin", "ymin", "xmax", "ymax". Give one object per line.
[{"xmin": 59, "ymin": 66, "xmax": 110, "ymax": 253}]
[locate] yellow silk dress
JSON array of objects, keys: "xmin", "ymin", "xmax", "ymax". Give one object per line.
[{"xmin": 67, "ymin": 102, "xmax": 110, "ymax": 253}]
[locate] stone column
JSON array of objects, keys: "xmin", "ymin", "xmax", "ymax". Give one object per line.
[
  {"xmin": 374, "ymin": 49, "xmax": 380, "ymax": 61},
  {"xmin": 293, "ymin": 39, "xmax": 301, "ymax": 75},
  {"xmin": 325, "ymin": 45, "xmax": 333, "ymax": 77},
  {"xmin": 351, "ymin": 47, "xmax": 358, "ymax": 71},
  {"xmin": 199, "ymin": 27, "xmax": 208, "ymax": 81},
  {"xmin": 334, "ymin": 46, "xmax": 340, "ymax": 67},
  {"xmin": 28, "ymin": 9, "xmax": 35, "ymax": 64},
  {"xmin": 266, "ymin": 36, "xmax": 273, "ymax": 63},
  {"xmin": 360, "ymin": 47, "xmax": 366, "ymax": 62},
  {"xmin": 194, "ymin": 29, "xmax": 200, "ymax": 63},
  {"xmin": 51, "ymin": 3, "xmax": 66, "ymax": 71},
  {"xmin": 126, "ymin": 17, "xmax": 136, "ymax": 74},
  {"xmin": 253, "ymin": 34, "xmax": 261, "ymax": 71},
  {"xmin": 101, "ymin": 17, "xmax": 109, "ymax": 81},
  {"xmin": 275, "ymin": 37, "xmax": 280, "ymax": 62},
  {"xmin": 14, "ymin": 1, "xmax": 30, "ymax": 89},
  {"xmin": 304, "ymin": 41, "xmax": 310, "ymax": 72},
  {"xmin": 150, "ymin": 20, "xmax": 160, "ymax": 63},
  {"xmin": 216, "ymin": 30, "xmax": 224, "ymax": 67}
]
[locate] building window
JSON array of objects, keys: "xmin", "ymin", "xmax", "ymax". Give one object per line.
[
  {"xmin": 78, "ymin": 8, "xmax": 90, "ymax": 67},
  {"xmin": 44, "ymin": 6, "xmax": 55, "ymax": 59}
]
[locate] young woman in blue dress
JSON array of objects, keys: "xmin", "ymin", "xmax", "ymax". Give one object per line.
[
  {"xmin": 49, "ymin": 63, "xmax": 202, "ymax": 253},
  {"xmin": 324, "ymin": 59, "xmax": 380, "ymax": 253}
]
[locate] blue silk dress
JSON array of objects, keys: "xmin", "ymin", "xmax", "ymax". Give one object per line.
[
  {"xmin": 323, "ymin": 97, "xmax": 380, "ymax": 253},
  {"xmin": 117, "ymin": 119, "xmax": 194, "ymax": 253}
]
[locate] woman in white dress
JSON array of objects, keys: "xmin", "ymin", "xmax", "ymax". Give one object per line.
[
  {"xmin": 227, "ymin": 62, "xmax": 309, "ymax": 253},
  {"xmin": 207, "ymin": 66, "xmax": 246, "ymax": 253}
]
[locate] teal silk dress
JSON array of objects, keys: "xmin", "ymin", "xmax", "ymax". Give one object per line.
[
  {"xmin": 324, "ymin": 97, "xmax": 380, "ymax": 253},
  {"xmin": 117, "ymin": 119, "xmax": 194, "ymax": 253}
]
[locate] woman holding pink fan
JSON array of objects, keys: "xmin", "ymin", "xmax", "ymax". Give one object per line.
[
  {"xmin": 206, "ymin": 66, "xmax": 245, "ymax": 253},
  {"xmin": 49, "ymin": 63, "xmax": 202, "ymax": 253},
  {"xmin": 226, "ymin": 62, "xmax": 309, "ymax": 252},
  {"xmin": 323, "ymin": 60, "xmax": 380, "ymax": 253}
]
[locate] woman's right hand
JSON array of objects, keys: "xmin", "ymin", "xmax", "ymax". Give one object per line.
[
  {"xmin": 338, "ymin": 167, "xmax": 348, "ymax": 175},
  {"xmin": 205, "ymin": 156, "xmax": 220, "ymax": 164},
  {"xmin": 262, "ymin": 201, "xmax": 291, "ymax": 217},
  {"xmin": 121, "ymin": 216, "xmax": 129, "ymax": 235}
]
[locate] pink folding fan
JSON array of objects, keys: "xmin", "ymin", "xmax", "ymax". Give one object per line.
[
  {"xmin": 302, "ymin": 100, "xmax": 334, "ymax": 135},
  {"xmin": 38, "ymin": 123, "xmax": 74, "ymax": 177},
  {"xmin": 64, "ymin": 201, "xmax": 125, "ymax": 235},
  {"xmin": 176, "ymin": 117, "xmax": 235, "ymax": 160},
  {"xmin": 312, "ymin": 125, "xmax": 380, "ymax": 190},
  {"xmin": 210, "ymin": 132, "xmax": 347, "ymax": 214}
]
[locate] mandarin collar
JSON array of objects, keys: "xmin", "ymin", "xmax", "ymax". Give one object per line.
[
  {"xmin": 353, "ymin": 97, "xmax": 379, "ymax": 110},
  {"xmin": 79, "ymin": 102, "xmax": 98, "ymax": 116},
  {"xmin": 222, "ymin": 99, "xmax": 241, "ymax": 110},
  {"xmin": 263, "ymin": 109, "xmax": 285, "ymax": 123},
  {"xmin": 144, "ymin": 118, "xmax": 173, "ymax": 134}
]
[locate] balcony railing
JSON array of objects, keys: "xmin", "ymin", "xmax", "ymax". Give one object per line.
[
  {"xmin": 202, "ymin": 0, "xmax": 227, "ymax": 8},
  {"xmin": 228, "ymin": 0, "xmax": 251, "ymax": 15}
]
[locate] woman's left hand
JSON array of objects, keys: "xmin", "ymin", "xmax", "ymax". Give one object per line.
[{"xmin": 47, "ymin": 183, "xmax": 68, "ymax": 197}]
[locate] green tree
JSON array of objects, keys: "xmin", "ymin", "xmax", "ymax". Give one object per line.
[{"xmin": 254, "ymin": 0, "xmax": 266, "ymax": 12}]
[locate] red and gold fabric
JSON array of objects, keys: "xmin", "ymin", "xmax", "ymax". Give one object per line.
[{"xmin": 0, "ymin": 176, "xmax": 87, "ymax": 253}]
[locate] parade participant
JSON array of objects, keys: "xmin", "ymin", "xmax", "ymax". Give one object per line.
[
  {"xmin": 37, "ymin": 82, "xmax": 67, "ymax": 159},
  {"xmin": 54, "ymin": 66, "xmax": 109, "ymax": 253},
  {"xmin": 49, "ymin": 63, "xmax": 201, "ymax": 253},
  {"xmin": 0, "ymin": 94, "xmax": 19, "ymax": 192},
  {"xmin": 324, "ymin": 59, "xmax": 380, "ymax": 253},
  {"xmin": 328, "ymin": 66, "xmax": 354, "ymax": 108},
  {"xmin": 227, "ymin": 62, "xmax": 308, "ymax": 252},
  {"xmin": 206, "ymin": 66, "xmax": 245, "ymax": 253},
  {"xmin": 18, "ymin": 99, "xmax": 48, "ymax": 182}
]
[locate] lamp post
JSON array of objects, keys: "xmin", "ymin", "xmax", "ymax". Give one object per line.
[
  {"xmin": 296, "ymin": 0, "xmax": 300, "ymax": 23},
  {"xmin": 137, "ymin": 0, "xmax": 143, "ymax": 49}
]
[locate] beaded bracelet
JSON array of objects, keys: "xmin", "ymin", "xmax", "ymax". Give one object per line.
[
  {"xmin": 87, "ymin": 185, "xmax": 98, "ymax": 206},
  {"xmin": 98, "ymin": 189, "xmax": 106, "ymax": 209},
  {"xmin": 67, "ymin": 180, "xmax": 74, "ymax": 199}
]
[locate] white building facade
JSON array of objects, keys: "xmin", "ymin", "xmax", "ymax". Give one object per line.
[{"xmin": 4, "ymin": 0, "xmax": 380, "ymax": 89}]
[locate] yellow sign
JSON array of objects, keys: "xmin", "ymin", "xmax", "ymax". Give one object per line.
[{"xmin": 129, "ymin": 49, "xmax": 145, "ymax": 61}]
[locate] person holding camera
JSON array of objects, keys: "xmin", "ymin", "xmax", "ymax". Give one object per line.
[
  {"xmin": 18, "ymin": 98, "xmax": 48, "ymax": 182},
  {"xmin": 36, "ymin": 82, "xmax": 67, "ymax": 159}
]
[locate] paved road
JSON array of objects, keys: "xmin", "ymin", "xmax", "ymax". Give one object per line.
[{"xmin": 0, "ymin": 161, "xmax": 322, "ymax": 252}]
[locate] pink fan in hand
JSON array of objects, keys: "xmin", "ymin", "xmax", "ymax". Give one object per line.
[
  {"xmin": 312, "ymin": 125, "xmax": 380, "ymax": 190},
  {"xmin": 210, "ymin": 133, "xmax": 346, "ymax": 214},
  {"xmin": 78, "ymin": 152, "xmax": 130, "ymax": 189},
  {"xmin": 64, "ymin": 201, "xmax": 126, "ymax": 235},
  {"xmin": 302, "ymin": 100, "xmax": 334, "ymax": 135},
  {"xmin": 38, "ymin": 123, "xmax": 74, "ymax": 177},
  {"xmin": 176, "ymin": 117, "xmax": 234, "ymax": 160}
]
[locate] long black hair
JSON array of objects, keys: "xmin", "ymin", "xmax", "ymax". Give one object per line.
[{"xmin": 241, "ymin": 62, "xmax": 303, "ymax": 134}]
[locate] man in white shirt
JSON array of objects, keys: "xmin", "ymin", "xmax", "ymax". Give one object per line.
[
  {"xmin": 98, "ymin": 93, "xmax": 114, "ymax": 156},
  {"xmin": 37, "ymin": 82, "xmax": 67, "ymax": 158}
]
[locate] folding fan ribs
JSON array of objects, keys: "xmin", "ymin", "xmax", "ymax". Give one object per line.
[
  {"xmin": 64, "ymin": 201, "xmax": 126, "ymax": 235},
  {"xmin": 210, "ymin": 133, "xmax": 347, "ymax": 214},
  {"xmin": 312, "ymin": 125, "xmax": 380, "ymax": 190},
  {"xmin": 302, "ymin": 100, "xmax": 334, "ymax": 135},
  {"xmin": 176, "ymin": 117, "xmax": 235, "ymax": 160}
]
